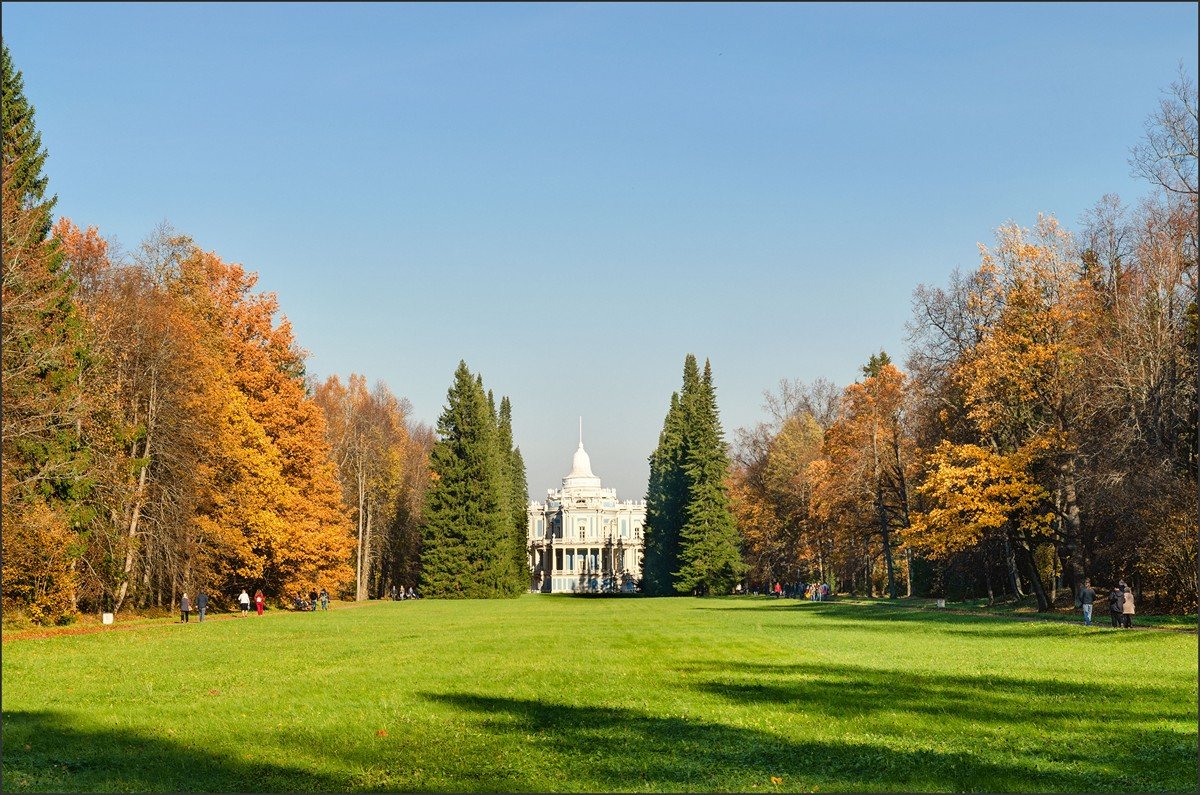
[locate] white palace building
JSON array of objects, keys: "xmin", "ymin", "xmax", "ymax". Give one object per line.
[{"xmin": 527, "ymin": 426, "xmax": 646, "ymax": 593}]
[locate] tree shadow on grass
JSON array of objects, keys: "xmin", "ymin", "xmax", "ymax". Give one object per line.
[
  {"xmin": 681, "ymin": 659, "xmax": 1192, "ymax": 729},
  {"xmin": 421, "ymin": 691, "xmax": 1182, "ymax": 792},
  {"xmin": 677, "ymin": 659, "xmax": 1195, "ymax": 791},
  {"xmin": 700, "ymin": 601, "xmax": 1186, "ymax": 640},
  {"xmin": 0, "ymin": 710, "xmax": 349, "ymax": 792}
]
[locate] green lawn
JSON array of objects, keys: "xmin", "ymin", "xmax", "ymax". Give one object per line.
[{"xmin": 2, "ymin": 597, "xmax": 1196, "ymax": 792}]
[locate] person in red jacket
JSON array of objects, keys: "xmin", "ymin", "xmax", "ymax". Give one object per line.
[
  {"xmin": 254, "ymin": 589, "xmax": 265, "ymax": 616},
  {"xmin": 773, "ymin": 582, "xmax": 782, "ymax": 598}
]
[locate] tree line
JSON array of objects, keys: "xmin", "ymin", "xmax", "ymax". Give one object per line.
[
  {"xmin": 730, "ymin": 69, "xmax": 1197, "ymax": 612},
  {"xmin": 3, "ymin": 41, "xmax": 1194, "ymax": 620},
  {"xmin": 1, "ymin": 45, "xmax": 431, "ymax": 623}
]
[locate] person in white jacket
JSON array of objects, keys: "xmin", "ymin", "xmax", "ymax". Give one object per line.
[{"xmin": 238, "ymin": 589, "xmax": 251, "ymax": 616}]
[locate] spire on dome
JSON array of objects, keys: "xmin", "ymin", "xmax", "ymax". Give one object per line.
[{"xmin": 563, "ymin": 418, "xmax": 600, "ymax": 487}]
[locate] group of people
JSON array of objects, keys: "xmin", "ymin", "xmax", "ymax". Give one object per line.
[
  {"xmin": 236, "ymin": 589, "xmax": 266, "ymax": 616},
  {"xmin": 178, "ymin": 592, "xmax": 206, "ymax": 622},
  {"xmin": 175, "ymin": 588, "xmax": 278, "ymax": 622},
  {"xmin": 294, "ymin": 589, "xmax": 330, "ymax": 612},
  {"xmin": 803, "ymin": 582, "xmax": 830, "ymax": 601},
  {"xmin": 175, "ymin": 583, "xmax": 430, "ymax": 621},
  {"xmin": 759, "ymin": 581, "xmax": 831, "ymax": 600},
  {"xmin": 389, "ymin": 585, "xmax": 419, "ymax": 600},
  {"xmin": 1078, "ymin": 578, "xmax": 1137, "ymax": 628}
]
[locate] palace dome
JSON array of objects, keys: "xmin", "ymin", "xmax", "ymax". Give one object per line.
[{"xmin": 563, "ymin": 421, "xmax": 602, "ymax": 489}]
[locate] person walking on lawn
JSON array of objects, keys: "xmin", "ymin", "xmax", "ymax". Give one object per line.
[
  {"xmin": 1078, "ymin": 580, "xmax": 1095, "ymax": 626},
  {"xmin": 180, "ymin": 593, "xmax": 191, "ymax": 623},
  {"xmin": 309, "ymin": 589, "xmax": 319, "ymax": 612},
  {"xmin": 196, "ymin": 591, "xmax": 208, "ymax": 622},
  {"xmin": 1108, "ymin": 585, "xmax": 1123, "ymax": 627},
  {"xmin": 238, "ymin": 589, "xmax": 251, "ymax": 616},
  {"xmin": 255, "ymin": 589, "xmax": 265, "ymax": 616},
  {"xmin": 1122, "ymin": 586, "xmax": 1136, "ymax": 629},
  {"xmin": 320, "ymin": 588, "xmax": 329, "ymax": 611}
]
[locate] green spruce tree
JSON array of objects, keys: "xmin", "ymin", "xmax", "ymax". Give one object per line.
[
  {"xmin": 642, "ymin": 355, "xmax": 701, "ymax": 595},
  {"xmin": 2, "ymin": 42, "xmax": 55, "ymax": 239},
  {"xmin": 674, "ymin": 359, "xmax": 746, "ymax": 595},
  {"xmin": 499, "ymin": 396, "xmax": 531, "ymax": 594},
  {"xmin": 2, "ymin": 43, "xmax": 92, "ymax": 623},
  {"xmin": 419, "ymin": 362, "xmax": 515, "ymax": 598}
]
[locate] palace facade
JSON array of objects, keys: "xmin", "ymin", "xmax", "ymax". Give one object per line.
[{"xmin": 527, "ymin": 433, "xmax": 646, "ymax": 593}]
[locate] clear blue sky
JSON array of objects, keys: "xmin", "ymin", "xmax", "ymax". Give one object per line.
[{"xmin": 4, "ymin": 2, "xmax": 1196, "ymax": 500}]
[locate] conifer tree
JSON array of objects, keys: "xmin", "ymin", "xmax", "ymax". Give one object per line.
[
  {"xmin": 1, "ymin": 45, "xmax": 90, "ymax": 623},
  {"xmin": 674, "ymin": 360, "xmax": 746, "ymax": 594},
  {"xmin": 643, "ymin": 355, "xmax": 702, "ymax": 595},
  {"xmin": 499, "ymin": 396, "xmax": 531, "ymax": 592},
  {"xmin": 2, "ymin": 43, "xmax": 55, "ymax": 239},
  {"xmin": 420, "ymin": 362, "xmax": 518, "ymax": 597}
]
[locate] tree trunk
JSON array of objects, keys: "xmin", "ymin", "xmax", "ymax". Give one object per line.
[
  {"xmin": 362, "ymin": 503, "xmax": 373, "ymax": 600},
  {"xmin": 1003, "ymin": 535, "xmax": 1024, "ymax": 597},
  {"xmin": 982, "ymin": 556, "xmax": 995, "ymax": 605},
  {"xmin": 1058, "ymin": 455, "xmax": 1086, "ymax": 603},
  {"xmin": 113, "ymin": 378, "xmax": 157, "ymax": 615},
  {"xmin": 114, "ymin": 437, "xmax": 151, "ymax": 613},
  {"xmin": 880, "ymin": 524, "xmax": 897, "ymax": 598},
  {"xmin": 872, "ymin": 421, "xmax": 897, "ymax": 598},
  {"xmin": 905, "ymin": 548, "xmax": 914, "ymax": 597},
  {"xmin": 355, "ymin": 462, "xmax": 367, "ymax": 601},
  {"xmin": 1012, "ymin": 533, "xmax": 1051, "ymax": 611},
  {"xmin": 892, "ymin": 425, "xmax": 913, "ymax": 599}
]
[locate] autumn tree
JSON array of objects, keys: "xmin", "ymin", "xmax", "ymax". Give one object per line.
[
  {"xmin": 313, "ymin": 374, "xmax": 426, "ymax": 599},
  {"xmin": 730, "ymin": 378, "xmax": 841, "ymax": 591},
  {"xmin": 812, "ymin": 354, "xmax": 915, "ymax": 599},
  {"xmin": 167, "ymin": 245, "xmax": 355, "ymax": 598},
  {"xmin": 379, "ymin": 421, "xmax": 434, "ymax": 593},
  {"xmin": 1, "ymin": 47, "xmax": 90, "ymax": 623},
  {"xmin": 1129, "ymin": 64, "xmax": 1198, "ymax": 200},
  {"xmin": 55, "ymin": 223, "xmax": 203, "ymax": 613}
]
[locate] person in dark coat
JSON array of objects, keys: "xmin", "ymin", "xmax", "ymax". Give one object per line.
[
  {"xmin": 196, "ymin": 591, "xmax": 209, "ymax": 622},
  {"xmin": 180, "ymin": 593, "xmax": 191, "ymax": 623},
  {"xmin": 1108, "ymin": 584, "xmax": 1123, "ymax": 628},
  {"xmin": 1121, "ymin": 587, "xmax": 1135, "ymax": 629},
  {"xmin": 309, "ymin": 589, "xmax": 318, "ymax": 612}
]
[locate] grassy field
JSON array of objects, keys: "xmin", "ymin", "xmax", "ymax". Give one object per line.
[{"xmin": 2, "ymin": 597, "xmax": 1196, "ymax": 792}]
